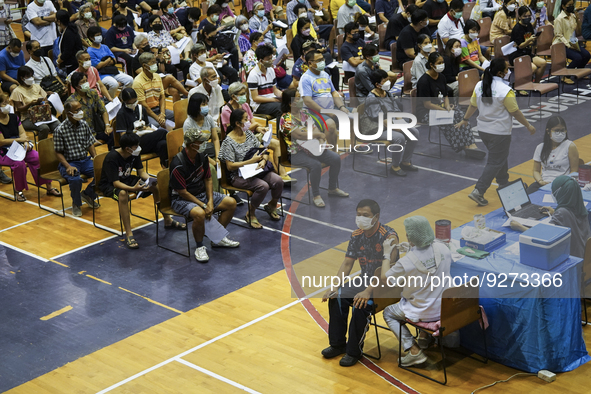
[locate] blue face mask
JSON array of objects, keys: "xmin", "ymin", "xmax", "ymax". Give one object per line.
[
  {"xmin": 257, "ymin": 10, "xmax": 264, "ymax": 17},
  {"xmin": 168, "ymin": 7, "xmax": 174, "ymax": 14},
  {"xmin": 201, "ymin": 106, "xmax": 209, "ymax": 115}
]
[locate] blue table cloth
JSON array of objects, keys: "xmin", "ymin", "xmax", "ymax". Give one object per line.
[{"xmin": 449, "ymin": 191, "xmax": 590, "ymax": 372}]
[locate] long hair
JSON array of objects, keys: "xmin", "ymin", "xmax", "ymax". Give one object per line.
[
  {"xmin": 540, "ymin": 116, "xmax": 569, "ymax": 164},
  {"xmin": 481, "ymin": 58, "xmax": 507, "ymax": 105},
  {"xmin": 296, "ymin": 17, "xmax": 311, "ymax": 36},
  {"xmin": 502, "ymin": 0, "xmax": 516, "ymax": 17},
  {"xmin": 444, "ymin": 38, "xmax": 462, "ymax": 66},
  {"xmin": 227, "ymin": 108, "xmax": 246, "ymax": 134}
]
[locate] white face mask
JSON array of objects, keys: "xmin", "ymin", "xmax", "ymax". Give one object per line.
[
  {"xmin": 469, "ymin": 32, "xmax": 479, "ymax": 40},
  {"xmin": 10, "ymin": 50, "xmax": 19, "ymax": 58},
  {"xmin": 0, "ymin": 104, "xmax": 10, "ymax": 114},
  {"xmin": 507, "ymin": 4, "xmax": 516, "ymax": 11},
  {"xmin": 243, "ymin": 120, "xmax": 251, "ymax": 130},
  {"xmin": 240, "ymin": 24, "xmax": 249, "ymax": 32},
  {"xmin": 380, "ymin": 80, "xmax": 391, "ymax": 91},
  {"xmin": 149, "ymin": 63, "xmax": 158, "ymax": 73},
  {"xmin": 131, "ymin": 145, "xmax": 142, "ymax": 156},
  {"xmin": 71, "ymin": 110, "xmax": 84, "ymax": 120},
  {"xmin": 24, "ymin": 77, "xmax": 34, "ymax": 86},
  {"xmin": 82, "ymin": 60, "xmax": 92, "ymax": 69},
  {"xmin": 435, "ymin": 63, "xmax": 445, "ymax": 73},
  {"xmin": 407, "ymin": 16, "xmax": 412, "ymax": 23},
  {"xmin": 208, "ymin": 79, "xmax": 218, "ymax": 88},
  {"xmin": 84, "ymin": 11, "xmax": 92, "ymax": 19},
  {"xmin": 80, "ymin": 82, "xmax": 90, "ymax": 92},
  {"xmin": 197, "ymin": 54, "xmax": 206, "ymax": 62},
  {"xmin": 422, "ymin": 43, "xmax": 433, "ymax": 53},
  {"xmin": 126, "ymin": 100, "xmax": 138, "ymax": 110},
  {"xmin": 551, "ymin": 131, "xmax": 566, "ymax": 143},
  {"xmin": 453, "ymin": 47, "xmax": 462, "ymax": 57},
  {"xmin": 94, "ymin": 36, "xmax": 103, "ymax": 44},
  {"xmin": 355, "ymin": 215, "xmax": 376, "ymax": 230}
]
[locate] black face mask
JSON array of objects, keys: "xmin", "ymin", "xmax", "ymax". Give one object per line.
[
  {"xmin": 152, "ymin": 23, "xmax": 163, "ymax": 31},
  {"xmin": 566, "ymin": 5, "xmax": 574, "ymax": 12},
  {"xmin": 141, "ymin": 44, "xmax": 151, "ymax": 52},
  {"xmin": 120, "ymin": 2, "xmax": 127, "ymax": 7},
  {"xmin": 33, "ymin": 49, "xmax": 42, "ymax": 57},
  {"xmin": 351, "ymin": 32, "xmax": 360, "ymax": 41}
]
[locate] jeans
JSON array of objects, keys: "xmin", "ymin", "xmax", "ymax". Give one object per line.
[
  {"xmin": 292, "ymin": 150, "xmax": 341, "ymax": 196},
  {"xmin": 255, "ymin": 102, "xmax": 283, "ymax": 126},
  {"xmin": 101, "ymin": 72, "xmax": 134, "ymax": 99},
  {"xmin": 565, "ymin": 47, "xmax": 591, "ymax": 69},
  {"xmin": 147, "ymin": 106, "xmax": 175, "ymax": 128},
  {"xmin": 139, "ymin": 127, "xmax": 168, "ymax": 167},
  {"xmin": 58, "ymin": 156, "xmax": 96, "ymax": 207},
  {"xmin": 113, "ymin": 51, "xmax": 135, "ymax": 75},
  {"xmin": 475, "ymin": 132, "xmax": 511, "ymax": 195}
]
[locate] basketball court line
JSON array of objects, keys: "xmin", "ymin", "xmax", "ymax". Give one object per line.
[
  {"xmin": 175, "ymin": 358, "xmax": 261, "ymax": 394},
  {"xmin": 0, "ymin": 213, "xmax": 52, "ymax": 234}
]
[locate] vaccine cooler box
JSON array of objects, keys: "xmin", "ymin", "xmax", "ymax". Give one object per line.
[{"xmin": 518, "ymin": 223, "xmax": 571, "ymax": 270}]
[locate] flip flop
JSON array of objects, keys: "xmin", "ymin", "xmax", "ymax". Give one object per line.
[
  {"xmin": 263, "ymin": 204, "xmax": 281, "ymax": 221},
  {"xmin": 126, "ymin": 236, "xmax": 139, "ymax": 249},
  {"xmin": 46, "ymin": 187, "xmax": 63, "ymax": 197},
  {"xmin": 164, "ymin": 220, "xmax": 187, "ymax": 230},
  {"xmin": 313, "ymin": 196, "xmax": 326, "ymax": 208},
  {"xmin": 16, "ymin": 191, "xmax": 26, "ymax": 202},
  {"xmin": 245, "ymin": 214, "xmax": 263, "ymax": 229}
]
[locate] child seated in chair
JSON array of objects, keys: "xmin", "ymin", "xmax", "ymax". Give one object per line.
[{"xmin": 380, "ymin": 215, "xmax": 453, "ymax": 367}]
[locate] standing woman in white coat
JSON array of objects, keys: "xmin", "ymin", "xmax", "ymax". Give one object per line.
[{"xmin": 455, "ymin": 58, "xmax": 536, "ymax": 206}]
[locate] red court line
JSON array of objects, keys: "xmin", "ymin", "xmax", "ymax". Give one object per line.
[{"xmin": 280, "ymin": 165, "xmax": 420, "ymax": 394}]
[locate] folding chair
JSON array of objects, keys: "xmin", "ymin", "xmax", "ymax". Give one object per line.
[
  {"xmin": 166, "ymin": 128, "xmax": 184, "ymax": 167},
  {"xmin": 492, "ymin": 35, "xmax": 511, "ymax": 62},
  {"xmin": 581, "ymin": 238, "xmax": 591, "ymax": 325},
  {"xmin": 0, "ymin": 165, "xmax": 16, "ymax": 201},
  {"xmin": 155, "ymin": 168, "xmax": 193, "ymax": 257},
  {"xmin": 513, "ymin": 55, "xmax": 559, "ymax": 121},
  {"xmin": 410, "ymin": 88, "xmax": 444, "ymax": 159},
  {"xmin": 477, "ymin": 17, "xmax": 493, "ymax": 48},
  {"xmin": 348, "ymin": 77, "xmax": 359, "ymax": 107},
  {"xmin": 458, "ymin": 69, "xmax": 480, "ymax": 107},
  {"xmin": 336, "ymin": 34, "xmax": 344, "ymax": 62},
  {"xmin": 351, "ymin": 103, "xmax": 393, "ymax": 178},
  {"xmin": 37, "ymin": 138, "xmax": 87, "ymax": 216},
  {"xmin": 401, "ymin": 60, "xmax": 413, "ymax": 97},
  {"xmin": 399, "ymin": 284, "xmax": 488, "ymax": 385},
  {"xmin": 550, "ymin": 42, "xmax": 591, "ymax": 99},
  {"xmin": 363, "ymin": 267, "xmax": 402, "ymax": 360},
  {"xmin": 390, "ymin": 42, "xmax": 403, "ymax": 74},
  {"xmin": 173, "ymin": 99, "xmax": 188, "ymax": 129},
  {"xmin": 219, "ymin": 160, "xmax": 255, "ymax": 228},
  {"xmin": 463, "ymin": 2, "xmax": 475, "ymax": 22},
  {"xmin": 378, "ymin": 23, "xmax": 387, "ymax": 51},
  {"xmin": 535, "ymin": 25, "xmax": 553, "ymax": 57}
]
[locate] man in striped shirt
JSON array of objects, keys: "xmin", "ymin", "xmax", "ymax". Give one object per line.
[
  {"xmin": 246, "ymin": 44, "xmax": 283, "ymax": 123},
  {"xmin": 132, "ymin": 52, "xmax": 174, "ymax": 129}
]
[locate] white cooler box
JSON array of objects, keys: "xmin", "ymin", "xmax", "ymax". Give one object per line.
[{"xmin": 519, "ymin": 223, "xmax": 571, "ymax": 270}]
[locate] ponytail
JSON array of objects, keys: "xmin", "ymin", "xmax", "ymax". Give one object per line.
[{"xmin": 481, "ymin": 58, "xmax": 507, "ymax": 105}]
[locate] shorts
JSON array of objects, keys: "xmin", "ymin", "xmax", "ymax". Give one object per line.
[
  {"xmin": 1, "ymin": 80, "xmax": 16, "ymax": 93},
  {"xmin": 171, "ymin": 191, "xmax": 226, "ymax": 217}
]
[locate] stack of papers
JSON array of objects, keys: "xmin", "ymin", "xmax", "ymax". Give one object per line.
[
  {"xmin": 501, "ymin": 42, "xmax": 517, "ymax": 56},
  {"xmin": 136, "ymin": 177, "xmax": 157, "ymax": 199},
  {"xmin": 239, "ymin": 163, "xmax": 264, "ymax": 179},
  {"xmin": 429, "ymin": 110, "xmax": 454, "ymax": 126},
  {"xmin": 105, "ymin": 97, "xmax": 121, "ymax": 121},
  {"xmin": 204, "ymin": 217, "xmax": 229, "ymax": 244},
  {"xmin": 6, "ymin": 140, "xmax": 25, "ymax": 161}
]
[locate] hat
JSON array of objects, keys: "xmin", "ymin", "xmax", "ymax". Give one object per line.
[
  {"xmin": 183, "ymin": 127, "xmax": 210, "ymax": 145},
  {"xmin": 404, "ymin": 216, "xmax": 435, "ymax": 248}
]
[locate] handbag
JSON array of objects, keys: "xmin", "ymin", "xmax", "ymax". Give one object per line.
[
  {"xmin": 99, "ymin": 56, "xmax": 120, "ymax": 75},
  {"xmin": 40, "ymin": 57, "xmax": 66, "ymax": 96},
  {"xmin": 28, "ymin": 104, "xmax": 52, "ymax": 123},
  {"xmin": 243, "ymin": 147, "xmax": 275, "ymax": 178}
]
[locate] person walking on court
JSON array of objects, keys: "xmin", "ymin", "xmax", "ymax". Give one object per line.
[
  {"xmin": 321, "ymin": 199, "xmax": 399, "ymax": 367},
  {"xmin": 455, "ymin": 58, "xmax": 536, "ymax": 206}
]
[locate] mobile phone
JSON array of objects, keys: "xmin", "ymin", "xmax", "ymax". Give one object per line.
[{"xmin": 535, "ymin": 31, "xmax": 542, "ymax": 37}]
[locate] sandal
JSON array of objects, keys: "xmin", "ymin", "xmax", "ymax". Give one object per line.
[
  {"xmin": 313, "ymin": 196, "xmax": 325, "ymax": 208},
  {"xmin": 46, "ymin": 187, "xmax": 63, "ymax": 197},
  {"xmin": 245, "ymin": 214, "xmax": 263, "ymax": 229},
  {"xmin": 164, "ymin": 220, "xmax": 187, "ymax": 230},
  {"xmin": 16, "ymin": 191, "xmax": 26, "ymax": 202},
  {"xmin": 125, "ymin": 236, "xmax": 139, "ymax": 249},
  {"xmin": 328, "ymin": 188, "xmax": 350, "ymax": 197},
  {"xmin": 263, "ymin": 204, "xmax": 281, "ymax": 221}
]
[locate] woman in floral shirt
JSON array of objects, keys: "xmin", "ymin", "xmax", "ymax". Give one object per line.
[
  {"xmin": 242, "ymin": 32, "xmax": 264, "ymax": 75},
  {"xmin": 147, "ymin": 15, "xmax": 176, "ymax": 49},
  {"xmin": 279, "ymin": 89, "xmax": 348, "ymax": 208}
]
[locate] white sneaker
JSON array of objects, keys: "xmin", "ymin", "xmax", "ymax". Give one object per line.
[
  {"xmin": 194, "ymin": 246, "xmax": 209, "ymax": 263},
  {"xmin": 400, "ymin": 349, "xmax": 427, "ymax": 367},
  {"xmin": 211, "ymin": 236, "xmax": 240, "ymax": 248},
  {"xmin": 72, "ymin": 205, "xmax": 82, "ymax": 217}
]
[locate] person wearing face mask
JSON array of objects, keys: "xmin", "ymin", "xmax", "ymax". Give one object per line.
[
  {"xmin": 113, "ymin": 0, "xmax": 138, "ymax": 30},
  {"xmin": 330, "ymin": 0, "xmax": 370, "ymax": 21},
  {"xmin": 396, "ymin": 9, "xmax": 431, "ymax": 65},
  {"xmin": 379, "ymin": 216, "xmax": 453, "ymax": 367},
  {"xmin": 411, "ymin": 34, "xmax": 434, "ymax": 88},
  {"xmin": 199, "ymin": 4, "xmax": 223, "ymax": 32},
  {"xmin": 422, "ymin": 0, "xmax": 450, "ymax": 37},
  {"xmin": 456, "ymin": 58, "xmax": 536, "ymax": 206},
  {"xmin": 67, "ymin": 51, "xmax": 112, "ymax": 101},
  {"xmin": 53, "ymin": 99, "xmax": 99, "ymax": 217},
  {"xmin": 246, "ymin": 0, "xmax": 273, "ymax": 19},
  {"xmin": 223, "ymin": 82, "xmax": 293, "ymax": 183},
  {"xmin": 321, "ymin": 199, "xmax": 397, "ymax": 366},
  {"xmin": 159, "ymin": 0, "xmax": 188, "ymax": 39},
  {"xmin": 459, "ymin": 19, "xmax": 487, "ymax": 74},
  {"xmin": 0, "ymin": 39, "xmax": 25, "ymax": 94},
  {"xmin": 26, "ymin": 0, "xmax": 58, "ymax": 56},
  {"xmin": 0, "ymin": 92, "xmax": 62, "ymax": 201},
  {"xmin": 249, "ymin": 2, "xmax": 274, "ymax": 44},
  {"xmin": 528, "ymin": 0, "xmax": 548, "ymax": 31},
  {"xmin": 509, "ymin": 6, "xmax": 547, "ymax": 83},
  {"xmin": 215, "ymin": 0, "xmax": 237, "ymax": 20},
  {"xmin": 472, "ymin": 0, "xmax": 502, "ymax": 21},
  {"xmin": 25, "ymin": 40, "xmax": 67, "ymax": 95},
  {"xmin": 359, "ymin": 69, "xmax": 420, "ymax": 176},
  {"xmin": 86, "ymin": 26, "xmax": 134, "ymax": 100},
  {"xmin": 341, "ymin": 22, "xmax": 366, "ymax": 81},
  {"xmin": 490, "ymin": 0, "xmax": 516, "ymax": 40},
  {"xmin": 355, "ymin": 43, "xmax": 396, "ymax": 97},
  {"xmin": 418, "ymin": 52, "xmax": 485, "ymax": 159},
  {"xmin": 104, "ymin": 15, "xmax": 137, "ymax": 76},
  {"xmin": 187, "ymin": 67, "xmax": 225, "ymax": 121},
  {"xmin": 437, "ymin": 0, "xmax": 466, "ymax": 48},
  {"xmin": 526, "ymin": 116, "xmax": 579, "ymax": 194},
  {"xmin": 553, "ymin": 0, "xmax": 590, "ymax": 77},
  {"xmin": 200, "ymin": 23, "xmax": 241, "ymax": 77},
  {"xmin": 442, "ymin": 37, "xmax": 462, "ymax": 96},
  {"xmin": 384, "ymin": 4, "xmax": 418, "ymax": 48},
  {"xmin": 236, "ymin": 15, "xmax": 255, "ymax": 54},
  {"xmin": 55, "ymin": 10, "xmax": 84, "ymax": 74},
  {"xmin": 337, "ymin": 0, "xmax": 366, "ymax": 35},
  {"xmin": 170, "ymin": 128, "xmax": 239, "ymax": 262},
  {"xmin": 188, "ymin": 44, "xmax": 216, "ymax": 84},
  {"xmin": 181, "ymin": 7, "xmax": 202, "ymax": 41},
  {"xmin": 147, "ymin": 15, "xmax": 176, "ymax": 50},
  {"xmin": 356, "ymin": 15, "xmax": 378, "ymax": 47},
  {"xmin": 133, "ymin": 52, "xmax": 175, "ymax": 129},
  {"xmin": 11, "ymin": 65, "xmax": 61, "ymax": 141},
  {"xmin": 74, "ymin": 3, "xmax": 99, "ymax": 48},
  {"xmin": 116, "ymin": 88, "xmax": 169, "ymax": 168},
  {"xmin": 219, "ymin": 108, "xmax": 284, "ymax": 228},
  {"xmin": 0, "ymin": 0, "xmax": 13, "ymax": 51},
  {"xmin": 67, "ymin": 71, "xmax": 113, "ymax": 148},
  {"xmin": 246, "ymin": 45, "xmax": 283, "ymax": 124},
  {"xmin": 290, "ymin": 3, "xmax": 318, "ymax": 41}
]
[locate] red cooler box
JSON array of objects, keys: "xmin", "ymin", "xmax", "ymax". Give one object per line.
[{"xmin": 519, "ymin": 224, "xmax": 571, "ymax": 270}]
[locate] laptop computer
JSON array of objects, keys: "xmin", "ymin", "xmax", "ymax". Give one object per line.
[{"xmin": 496, "ymin": 179, "xmax": 546, "ymax": 220}]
